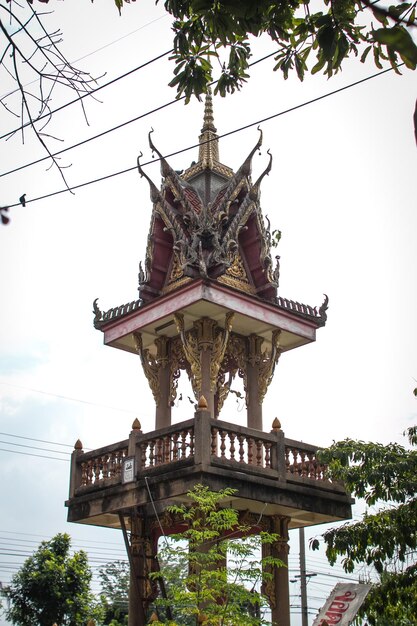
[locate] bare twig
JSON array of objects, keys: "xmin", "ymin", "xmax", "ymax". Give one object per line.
[{"xmin": 0, "ymin": 1, "xmax": 99, "ymax": 190}]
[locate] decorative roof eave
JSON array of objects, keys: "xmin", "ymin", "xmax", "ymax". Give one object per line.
[
  {"xmin": 92, "ymin": 291, "xmax": 329, "ymax": 331},
  {"xmin": 182, "ymin": 160, "xmax": 234, "ymax": 181}
]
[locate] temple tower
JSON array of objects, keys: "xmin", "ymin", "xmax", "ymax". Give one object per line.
[{"xmin": 68, "ymin": 94, "xmax": 351, "ymax": 626}]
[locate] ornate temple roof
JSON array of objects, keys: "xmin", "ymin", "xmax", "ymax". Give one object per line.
[
  {"xmin": 93, "ymin": 94, "xmax": 328, "ymax": 332},
  {"xmin": 135, "ymin": 91, "xmax": 279, "ymax": 304}
]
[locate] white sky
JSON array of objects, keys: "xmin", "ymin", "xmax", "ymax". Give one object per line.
[{"xmin": 0, "ymin": 1, "xmax": 416, "ymax": 623}]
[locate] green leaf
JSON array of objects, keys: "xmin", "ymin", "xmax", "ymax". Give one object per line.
[
  {"xmin": 311, "ymin": 53, "xmax": 326, "ymax": 74},
  {"xmin": 317, "ymin": 24, "xmax": 336, "ymax": 62},
  {"xmin": 372, "ymin": 26, "xmax": 417, "ymax": 69},
  {"xmin": 360, "ymin": 44, "xmax": 372, "ymax": 63},
  {"xmin": 114, "ymin": 0, "xmax": 123, "ymax": 15}
]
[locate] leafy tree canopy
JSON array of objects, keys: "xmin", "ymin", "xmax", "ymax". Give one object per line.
[
  {"xmin": 5, "ymin": 533, "xmax": 103, "ymax": 626},
  {"xmin": 110, "ymin": 0, "xmax": 417, "ymax": 101},
  {"xmin": 312, "ymin": 426, "xmax": 417, "ymax": 625},
  {"xmin": 98, "ymin": 560, "xmax": 129, "ymax": 626},
  {"xmin": 150, "ymin": 484, "xmax": 284, "ymax": 626},
  {"xmin": 14, "ymin": 0, "xmax": 417, "ymax": 102}
]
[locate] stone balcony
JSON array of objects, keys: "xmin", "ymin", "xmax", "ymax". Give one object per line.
[{"xmin": 66, "ymin": 403, "xmax": 352, "ymax": 530}]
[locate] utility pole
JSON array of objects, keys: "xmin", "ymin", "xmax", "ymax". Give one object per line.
[
  {"xmin": 300, "ymin": 527, "xmax": 308, "ymax": 626},
  {"xmin": 291, "ymin": 527, "xmax": 317, "ymax": 626}
]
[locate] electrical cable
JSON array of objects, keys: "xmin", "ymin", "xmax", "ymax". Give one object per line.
[
  {"xmin": 0, "ymin": 439, "xmax": 71, "ymax": 455},
  {"xmin": 0, "ymin": 431, "xmax": 74, "ymax": 448},
  {"xmin": 0, "ymin": 447, "xmax": 69, "ymax": 461},
  {"xmin": 0, "ymin": 379, "xmax": 138, "ymax": 414},
  {"xmin": 0, "ymin": 48, "xmax": 279, "ymax": 178},
  {"xmin": 3, "ymin": 63, "xmax": 402, "ymax": 210},
  {"xmin": 0, "ymin": 48, "xmax": 173, "ymax": 142},
  {"xmin": 144, "ymin": 475, "xmax": 169, "ymax": 548}
]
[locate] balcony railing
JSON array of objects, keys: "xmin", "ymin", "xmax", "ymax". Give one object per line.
[{"xmin": 69, "ymin": 413, "xmax": 332, "ymax": 497}]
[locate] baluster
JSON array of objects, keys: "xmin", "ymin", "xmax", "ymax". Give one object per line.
[
  {"xmin": 93, "ymin": 457, "xmax": 101, "ymax": 482},
  {"xmin": 115, "ymin": 451, "xmax": 123, "ymax": 477},
  {"xmin": 291, "ymin": 448, "xmax": 298, "ymax": 475},
  {"xmin": 181, "ymin": 430, "xmax": 188, "ymax": 458},
  {"xmin": 229, "ymin": 433, "xmax": 236, "ymax": 461},
  {"xmin": 102, "ymin": 454, "xmax": 109, "ymax": 479},
  {"xmin": 164, "ymin": 436, "xmax": 171, "ymax": 464},
  {"xmin": 219, "ymin": 430, "xmax": 226, "ymax": 458},
  {"xmin": 238, "ymin": 435, "xmax": 245, "ymax": 463},
  {"xmin": 149, "ymin": 441, "xmax": 155, "ymax": 467},
  {"xmin": 141, "ymin": 443, "xmax": 147, "ymax": 469},
  {"xmin": 256, "ymin": 440, "xmax": 263, "ymax": 467},
  {"xmin": 172, "ymin": 433, "xmax": 179, "ymax": 461},
  {"xmin": 211, "ymin": 428, "xmax": 218, "ymax": 457},
  {"xmin": 109, "ymin": 452, "xmax": 116, "ymax": 477},
  {"xmin": 248, "ymin": 438, "xmax": 254, "ymax": 465},
  {"xmin": 300, "ymin": 451, "xmax": 307, "ymax": 477},
  {"xmin": 81, "ymin": 462, "xmax": 88, "ymax": 486},
  {"xmin": 307, "ymin": 452, "xmax": 315, "ymax": 479},
  {"xmin": 189, "ymin": 430, "xmax": 195, "ymax": 456},
  {"xmin": 86, "ymin": 460, "xmax": 93, "ymax": 485},
  {"xmin": 155, "ymin": 438, "xmax": 163, "ymax": 465},
  {"xmin": 264, "ymin": 442, "xmax": 271, "ymax": 469},
  {"xmin": 284, "ymin": 447, "xmax": 290, "ymax": 474}
]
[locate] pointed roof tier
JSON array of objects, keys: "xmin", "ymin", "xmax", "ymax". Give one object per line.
[
  {"xmin": 135, "ymin": 94, "xmax": 278, "ymax": 303},
  {"xmin": 181, "ymin": 90, "xmax": 234, "ymax": 183},
  {"xmin": 93, "ymin": 95, "xmax": 328, "ymax": 356}
]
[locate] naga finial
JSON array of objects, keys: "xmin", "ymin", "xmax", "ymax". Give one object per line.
[
  {"xmin": 319, "ymin": 294, "xmax": 329, "ymax": 323},
  {"xmin": 137, "ymin": 152, "xmax": 160, "ymax": 204},
  {"xmin": 92, "ymin": 298, "xmax": 102, "ymax": 328}
]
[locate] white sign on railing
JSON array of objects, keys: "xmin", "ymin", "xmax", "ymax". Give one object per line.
[
  {"xmin": 122, "ymin": 457, "xmax": 135, "ymax": 484},
  {"xmin": 312, "ymin": 582, "xmax": 372, "ymax": 626}
]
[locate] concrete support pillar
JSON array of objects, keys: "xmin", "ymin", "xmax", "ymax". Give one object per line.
[
  {"xmin": 127, "ymin": 512, "xmax": 158, "ymax": 626},
  {"xmin": 262, "ymin": 515, "xmax": 291, "ymax": 626},
  {"xmin": 246, "ymin": 334, "xmax": 263, "ymax": 430},
  {"xmin": 200, "ymin": 346, "xmax": 215, "ymax": 417},
  {"xmin": 128, "ymin": 514, "xmax": 147, "ymax": 626},
  {"xmin": 155, "ymin": 336, "xmax": 171, "ymax": 429}
]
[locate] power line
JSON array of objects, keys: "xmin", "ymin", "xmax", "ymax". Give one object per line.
[
  {"xmin": 0, "ymin": 439, "xmax": 70, "ymax": 455},
  {"xmin": 71, "ymin": 15, "xmax": 169, "ymax": 65},
  {"xmin": 0, "ymin": 48, "xmax": 279, "ymax": 178},
  {"xmin": 0, "ymin": 431, "xmax": 76, "ymax": 448},
  {"xmin": 0, "ymin": 48, "xmax": 173, "ymax": 142},
  {"xmin": 0, "ymin": 380, "xmax": 138, "ymax": 414},
  {"xmin": 0, "ymin": 529, "xmax": 123, "ymax": 546},
  {"xmin": 0, "ymin": 448, "xmax": 69, "ymax": 462},
  {"xmin": 4, "ymin": 63, "xmax": 401, "ymax": 210}
]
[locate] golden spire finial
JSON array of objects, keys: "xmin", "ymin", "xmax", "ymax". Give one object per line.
[
  {"xmin": 201, "ymin": 89, "xmax": 216, "ymax": 134},
  {"xmin": 198, "ymin": 89, "xmax": 219, "ymax": 168}
]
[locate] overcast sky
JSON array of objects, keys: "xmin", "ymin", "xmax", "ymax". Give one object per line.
[{"xmin": 0, "ymin": 1, "xmax": 416, "ymax": 623}]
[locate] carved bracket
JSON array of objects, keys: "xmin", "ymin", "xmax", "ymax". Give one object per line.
[
  {"xmin": 133, "ymin": 332, "xmax": 161, "ymax": 407},
  {"xmin": 174, "ymin": 313, "xmax": 201, "ymax": 399},
  {"xmin": 258, "ymin": 330, "xmax": 282, "ymax": 405}
]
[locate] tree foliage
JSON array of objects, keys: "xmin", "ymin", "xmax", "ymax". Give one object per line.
[
  {"xmin": 150, "ymin": 484, "xmax": 283, "ymax": 626},
  {"xmin": 98, "ymin": 560, "xmax": 129, "ymax": 626},
  {"xmin": 312, "ymin": 426, "xmax": 417, "ymax": 625},
  {"xmin": 5, "ymin": 533, "xmax": 102, "ymax": 626},
  {"xmin": 113, "ymin": 0, "xmax": 417, "ymax": 101}
]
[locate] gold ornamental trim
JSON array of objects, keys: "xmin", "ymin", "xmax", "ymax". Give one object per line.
[
  {"xmin": 210, "ymin": 312, "xmax": 234, "ymax": 392},
  {"xmin": 174, "ymin": 313, "xmax": 201, "ymax": 399},
  {"xmin": 217, "ymin": 268, "xmax": 255, "ymax": 295},
  {"xmin": 133, "ymin": 333, "xmax": 161, "ymax": 406},
  {"xmin": 258, "ymin": 330, "xmax": 282, "ymax": 405}
]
